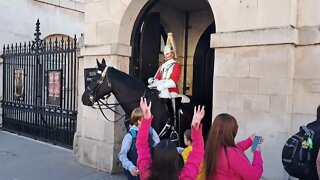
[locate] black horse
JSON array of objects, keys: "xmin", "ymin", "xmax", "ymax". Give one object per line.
[{"xmin": 81, "ymin": 59, "xmax": 194, "ymax": 146}]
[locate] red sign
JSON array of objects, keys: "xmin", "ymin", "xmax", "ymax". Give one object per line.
[{"xmin": 47, "ymin": 70, "xmax": 62, "ymax": 107}]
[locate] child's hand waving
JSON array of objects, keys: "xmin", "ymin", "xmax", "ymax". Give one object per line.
[
  {"xmin": 192, "ymin": 105, "xmax": 205, "ymax": 130},
  {"xmin": 140, "ymin": 97, "xmax": 152, "ymax": 119}
]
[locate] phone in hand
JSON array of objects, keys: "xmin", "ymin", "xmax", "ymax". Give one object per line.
[{"xmin": 251, "ymin": 135, "xmax": 261, "ymax": 151}]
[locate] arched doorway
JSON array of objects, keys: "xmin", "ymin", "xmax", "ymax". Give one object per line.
[
  {"xmin": 192, "ymin": 23, "xmax": 215, "ymax": 139},
  {"xmin": 130, "ymin": 0, "xmax": 215, "ymax": 138}
]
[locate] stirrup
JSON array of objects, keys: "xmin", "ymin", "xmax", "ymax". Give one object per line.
[
  {"xmin": 159, "ymin": 123, "xmax": 171, "ymax": 137},
  {"xmin": 170, "ymin": 126, "xmax": 179, "ymax": 142}
]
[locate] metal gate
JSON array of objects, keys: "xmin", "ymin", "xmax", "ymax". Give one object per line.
[{"xmin": 0, "ymin": 20, "xmax": 78, "ymax": 148}]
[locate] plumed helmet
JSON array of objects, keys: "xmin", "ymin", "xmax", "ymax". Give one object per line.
[{"xmin": 163, "ymin": 32, "xmax": 177, "ymax": 58}]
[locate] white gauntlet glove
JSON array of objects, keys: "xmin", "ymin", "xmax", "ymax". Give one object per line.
[
  {"xmin": 147, "ymin": 78, "xmax": 159, "ymax": 88},
  {"xmin": 157, "ymin": 84, "xmax": 164, "ymax": 91},
  {"xmin": 156, "ymin": 80, "xmax": 176, "ymax": 91},
  {"xmin": 148, "ymin": 77, "xmax": 155, "ymax": 85}
]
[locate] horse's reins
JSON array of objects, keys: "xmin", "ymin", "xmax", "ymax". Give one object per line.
[
  {"xmin": 88, "ymin": 66, "xmax": 148, "ymax": 122},
  {"xmin": 89, "ymin": 65, "xmax": 174, "ymax": 138},
  {"xmin": 88, "ymin": 66, "xmax": 110, "ymax": 104},
  {"xmin": 87, "ymin": 66, "xmax": 125, "ymax": 122}
]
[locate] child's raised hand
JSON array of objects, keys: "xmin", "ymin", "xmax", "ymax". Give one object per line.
[
  {"xmin": 140, "ymin": 97, "xmax": 152, "ymax": 119},
  {"xmin": 192, "ymin": 105, "xmax": 205, "ymax": 130}
]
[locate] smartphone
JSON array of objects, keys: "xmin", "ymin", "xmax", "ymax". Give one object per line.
[{"xmin": 251, "ymin": 135, "xmax": 261, "ymax": 151}]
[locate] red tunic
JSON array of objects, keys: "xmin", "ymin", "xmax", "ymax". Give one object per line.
[{"xmin": 155, "ymin": 60, "xmax": 181, "ymax": 94}]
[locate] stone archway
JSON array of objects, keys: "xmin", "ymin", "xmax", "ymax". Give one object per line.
[
  {"xmin": 76, "ymin": 0, "xmax": 218, "ymax": 174},
  {"xmin": 120, "ymin": 0, "xmax": 216, "ymax": 139}
]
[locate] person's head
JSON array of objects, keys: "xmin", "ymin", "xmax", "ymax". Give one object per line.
[
  {"xmin": 164, "ymin": 51, "xmax": 175, "ymax": 61},
  {"xmin": 204, "ymin": 113, "xmax": 239, "ymax": 179},
  {"xmin": 317, "ymin": 105, "xmax": 320, "ymax": 119},
  {"xmin": 149, "ymin": 139, "xmax": 179, "ymax": 180},
  {"xmin": 163, "ymin": 45, "xmax": 175, "ymax": 60},
  {"xmin": 184, "ymin": 129, "xmax": 192, "ymax": 146},
  {"xmin": 130, "ymin": 107, "xmax": 143, "ymax": 127}
]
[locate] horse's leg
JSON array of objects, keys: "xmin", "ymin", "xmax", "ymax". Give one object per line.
[
  {"xmin": 177, "ymin": 104, "xmax": 194, "ymax": 147},
  {"xmin": 151, "ymin": 100, "xmax": 170, "ymax": 138}
]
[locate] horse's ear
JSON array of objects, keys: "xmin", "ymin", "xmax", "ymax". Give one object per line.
[
  {"xmin": 101, "ymin": 58, "xmax": 106, "ymax": 66},
  {"xmin": 96, "ymin": 59, "xmax": 101, "ymax": 66}
]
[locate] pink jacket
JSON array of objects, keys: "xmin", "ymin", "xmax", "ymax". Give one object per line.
[
  {"xmin": 211, "ymin": 138, "xmax": 263, "ymax": 180},
  {"xmin": 136, "ymin": 116, "xmax": 204, "ymax": 180}
]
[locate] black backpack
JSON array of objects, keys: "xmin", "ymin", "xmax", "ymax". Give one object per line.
[
  {"xmin": 127, "ymin": 128, "xmax": 154, "ymax": 166},
  {"xmin": 282, "ymin": 125, "xmax": 315, "ymax": 178}
]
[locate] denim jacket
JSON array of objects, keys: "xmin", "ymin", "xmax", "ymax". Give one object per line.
[{"xmin": 118, "ymin": 125, "xmax": 160, "ymax": 171}]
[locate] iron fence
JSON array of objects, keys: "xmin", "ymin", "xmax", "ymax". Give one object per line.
[{"xmin": 1, "ymin": 20, "xmax": 78, "ymax": 148}]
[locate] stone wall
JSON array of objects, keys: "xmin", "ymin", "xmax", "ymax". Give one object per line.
[
  {"xmin": 210, "ymin": 0, "xmax": 320, "ymax": 179},
  {"xmin": 76, "ymin": 0, "xmax": 134, "ymax": 173},
  {"xmin": 75, "ymin": 54, "xmax": 129, "ymax": 172},
  {"xmin": 210, "ymin": 0, "xmax": 297, "ymax": 32},
  {"xmin": 212, "ymin": 45, "xmax": 294, "ymax": 179},
  {"xmin": 292, "ymin": 0, "xmax": 320, "ymax": 130},
  {"xmin": 0, "ymin": 0, "xmax": 84, "ymax": 49},
  {"xmin": 0, "ymin": 0, "xmax": 84, "ymax": 128}
]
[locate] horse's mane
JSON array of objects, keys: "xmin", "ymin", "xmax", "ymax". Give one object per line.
[{"xmin": 108, "ymin": 67, "xmax": 147, "ymax": 92}]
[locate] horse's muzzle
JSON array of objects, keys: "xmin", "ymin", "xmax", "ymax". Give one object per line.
[{"xmin": 81, "ymin": 94, "xmax": 94, "ymax": 106}]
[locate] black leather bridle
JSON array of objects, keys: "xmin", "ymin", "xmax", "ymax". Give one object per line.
[
  {"xmin": 87, "ymin": 66, "xmax": 111, "ymax": 104},
  {"xmin": 86, "ymin": 66, "xmax": 125, "ymax": 122},
  {"xmin": 86, "ymin": 65, "xmax": 177, "ymax": 139}
]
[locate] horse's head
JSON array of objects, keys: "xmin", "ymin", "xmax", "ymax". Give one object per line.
[{"xmin": 82, "ymin": 59, "xmax": 112, "ymax": 106}]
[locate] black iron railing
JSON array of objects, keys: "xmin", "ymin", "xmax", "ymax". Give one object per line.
[{"xmin": 1, "ymin": 19, "xmax": 78, "ymax": 148}]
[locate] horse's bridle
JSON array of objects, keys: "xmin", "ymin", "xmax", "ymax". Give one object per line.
[
  {"xmin": 87, "ymin": 65, "xmax": 111, "ymax": 104},
  {"xmin": 86, "ymin": 65, "xmax": 179, "ymax": 140},
  {"xmin": 86, "ymin": 66, "xmax": 127, "ymax": 122}
]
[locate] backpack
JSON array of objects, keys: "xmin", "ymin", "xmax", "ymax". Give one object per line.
[
  {"xmin": 127, "ymin": 128, "xmax": 154, "ymax": 166},
  {"xmin": 282, "ymin": 125, "xmax": 315, "ymax": 178}
]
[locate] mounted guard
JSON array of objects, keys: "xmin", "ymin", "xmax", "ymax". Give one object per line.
[{"xmin": 148, "ymin": 32, "xmax": 183, "ymax": 142}]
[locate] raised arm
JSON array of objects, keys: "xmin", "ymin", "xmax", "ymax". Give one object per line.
[
  {"xmin": 232, "ymin": 134, "xmax": 264, "ymax": 180},
  {"xmin": 236, "ymin": 137, "xmax": 253, "ymax": 152},
  {"xmin": 180, "ymin": 106, "xmax": 205, "ymax": 179},
  {"xmin": 229, "ymin": 149, "xmax": 263, "ymax": 180},
  {"xmin": 136, "ymin": 97, "xmax": 153, "ymax": 179}
]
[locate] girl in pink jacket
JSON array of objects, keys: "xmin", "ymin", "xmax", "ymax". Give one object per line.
[
  {"xmin": 204, "ymin": 113, "xmax": 263, "ymax": 180},
  {"xmin": 136, "ymin": 97, "xmax": 205, "ymax": 180}
]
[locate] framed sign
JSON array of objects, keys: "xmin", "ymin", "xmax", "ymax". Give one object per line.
[
  {"xmin": 84, "ymin": 68, "xmax": 98, "ymax": 88},
  {"xmin": 47, "ymin": 70, "xmax": 62, "ymax": 107},
  {"xmin": 14, "ymin": 69, "xmax": 24, "ymax": 101}
]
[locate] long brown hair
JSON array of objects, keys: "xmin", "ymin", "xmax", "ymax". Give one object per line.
[
  {"xmin": 204, "ymin": 113, "xmax": 238, "ymax": 179},
  {"xmin": 149, "ymin": 139, "xmax": 179, "ymax": 180}
]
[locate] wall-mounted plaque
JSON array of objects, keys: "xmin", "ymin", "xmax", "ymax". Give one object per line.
[{"xmin": 84, "ymin": 68, "xmax": 98, "ymax": 88}]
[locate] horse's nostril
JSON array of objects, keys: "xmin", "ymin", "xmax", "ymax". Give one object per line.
[{"xmin": 81, "ymin": 95, "xmax": 92, "ymax": 106}]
